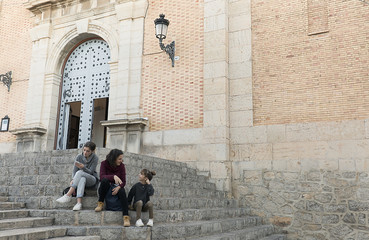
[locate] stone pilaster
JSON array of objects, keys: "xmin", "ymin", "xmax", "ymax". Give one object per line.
[
  {"xmin": 11, "ymin": 22, "xmax": 52, "ymax": 152},
  {"xmin": 201, "ymin": 0, "xmax": 231, "ymax": 192}
]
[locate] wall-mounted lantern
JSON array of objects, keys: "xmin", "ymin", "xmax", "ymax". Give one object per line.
[
  {"xmin": 0, "ymin": 115, "xmax": 10, "ymax": 132},
  {"xmin": 0, "ymin": 71, "xmax": 12, "ymax": 92},
  {"xmin": 154, "ymin": 14, "xmax": 176, "ymax": 67}
]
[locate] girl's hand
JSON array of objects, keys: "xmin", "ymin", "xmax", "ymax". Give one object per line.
[
  {"xmin": 146, "ymin": 179, "xmax": 150, "ymax": 185},
  {"xmin": 114, "ymin": 175, "xmax": 122, "ymax": 185},
  {"xmin": 112, "ymin": 186, "xmax": 120, "ymax": 195}
]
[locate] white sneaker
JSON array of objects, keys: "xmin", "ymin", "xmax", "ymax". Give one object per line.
[
  {"xmin": 73, "ymin": 202, "xmax": 82, "ymax": 211},
  {"xmin": 56, "ymin": 194, "xmax": 72, "ymax": 203},
  {"xmin": 135, "ymin": 219, "xmax": 144, "ymax": 227},
  {"xmin": 147, "ymin": 219, "xmax": 153, "ymax": 227}
]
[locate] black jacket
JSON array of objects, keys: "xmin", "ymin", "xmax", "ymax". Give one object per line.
[{"xmin": 127, "ymin": 182, "xmax": 154, "ymax": 206}]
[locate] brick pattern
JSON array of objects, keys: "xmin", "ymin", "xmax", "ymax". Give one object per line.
[
  {"xmin": 141, "ymin": 0, "xmax": 204, "ymax": 131},
  {"xmin": 307, "ymin": 0, "xmax": 328, "ymax": 35},
  {"xmin": 252, "ymin": 0, "xmax": 369, "ymax": 125},
  {"xmin": 0, "ymin": 0, "xmax": 32, "ymax": 142}
]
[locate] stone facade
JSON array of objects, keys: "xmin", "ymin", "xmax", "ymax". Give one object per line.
[{"xmin": 1, "ymin": 0, "xmax": 369, "ymax": 238}]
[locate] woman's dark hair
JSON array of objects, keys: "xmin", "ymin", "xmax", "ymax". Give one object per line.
[
  {"xmin": 141, "ymin": 169, "xmax": 156, "ymax": 181},
  {"xmin": 106, "ymin": 149, "xmax": 124, "ymax": 167},
  {"xmin": 83, "ymin": 141, "xmax": 96, "ymax": 151}
]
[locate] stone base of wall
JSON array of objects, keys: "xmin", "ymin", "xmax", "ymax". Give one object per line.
[
  {"xmin": 235, "ymin": 169, "xmax": 369, "ymax": 239},
  {"xmin": 0, "ymin": 142, "xmax": 15, "ymax": 154}
]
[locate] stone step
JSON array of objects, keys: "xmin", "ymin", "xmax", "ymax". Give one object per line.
[
  {"xmin": 154, "ymin": 197, "xmax": 238, "ymax": 210},
  {"xmin": 10, "ymin": 171, "xmax": 214, "ymax": 188},
  {"xmin": 65, "ymin": 225, "xmax": 151, "ymax": 240},
  {"xmin": 0, "ymin": 216, "xmax": 54, "ymax": 230},
  {"xmin": 186, "ymin": 225, "xmax": 278, "ymax": 240},
  {"xmin": 0, "ymin": 197, "xmax": 8, "ymax": 201},
  {"xmin": 260, "ymin": 234, "xmax": 287, "ymax": 240},
  {"xmin": 0, "ymin": 202, "xmax": 25, "ymax": 210},
  {"xmin": 0, "ymin": 209, "xmax": 29, "ymax": 219},
  {"xmin": 2, "ymin": 158, "xmax": 204, "ymax": 183},
  {"xmin": 152, "ymin": 216, "xmax": 263, "ymax": 239},
  {"xmin": 48, "ymin": 236, "xmax": 101, "ymax": 240},
  {"xmin": 11, "ymin": 196, "xmax": 237, "ymax": 210},
  {"xmin": 28, "ymin": 207, "xmax": 252, "ymax": 225},
  {"xmin": 4, "ymin": 182, "xmax": 221, "ymax": 200},
  {"xmin": 5, "ymin": 183, "xmax": 220, "ymax": 199},
  {"xmin": 0, "ymin": 226, "xmax": 67, "ymax": 240},
  {"xmin": 2, "ymin": 167, "xmax": 206, "ymax": 188}
]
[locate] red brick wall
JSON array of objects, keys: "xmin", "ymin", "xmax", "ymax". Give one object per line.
[
  {"xmin": 252, "ymin": 0, "xmax": 369, "ymax": 125},
  {"xmin": 0, "ymin": 0, "xmax": 32, "ymax": 142},
  {"xmin": 141, "ymin": 0, "xmax": 204, "ymax": 131}
]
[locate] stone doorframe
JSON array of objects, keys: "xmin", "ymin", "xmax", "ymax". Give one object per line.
[{"xmin": 13, "ymin": 0, "xmax": 149, "ymax": 153}]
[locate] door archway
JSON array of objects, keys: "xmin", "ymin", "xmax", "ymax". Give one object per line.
[{"xmin": 57, "ymin": 39, "xmax": 111, "ymax": 149}]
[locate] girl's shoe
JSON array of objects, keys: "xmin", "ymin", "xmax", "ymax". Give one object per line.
[
  {"xmin": 73, "ymin": 202, "xmax": 82, "ymax": 211},
  {"xmin": 56, "ymin": 194, "xmax": 72, "ymax": 203},
  {"xmin": 147, "ymin": 219, "xmax": 153, "ymax": 227},
  {"xmin": 135, "ymin": 219, "xmax": 144, "ymax": 227}
]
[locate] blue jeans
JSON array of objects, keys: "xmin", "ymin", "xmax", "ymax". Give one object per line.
[{"xmin": 71, "ymin": 170, "xmax": 96, "ymax": 198}]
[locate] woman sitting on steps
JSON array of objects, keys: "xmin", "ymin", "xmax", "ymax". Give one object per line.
[
  {"xmin": 94, "ymin": 148, "xmax": 131, "ymax": 227},
  {"xmin": 56, "ymin": 141, "xmax": 99, "ymax": 211}
]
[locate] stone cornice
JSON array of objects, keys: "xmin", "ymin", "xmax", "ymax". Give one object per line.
[
  {"xmin": 10, "ymin": 127, "xmax": 47, "ymax": 136},
  {"xmin": 24, "ymin": 0, "xmax": 63, "ymax": 11}
]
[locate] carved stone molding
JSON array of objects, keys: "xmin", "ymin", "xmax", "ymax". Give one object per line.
[
  {"xmin": 101, "ymin": 117, "xmax": 148, "ymax": 153},
  {"xmin": 10, "ymin": 127, "xmax": 47, "ymax": 152}
]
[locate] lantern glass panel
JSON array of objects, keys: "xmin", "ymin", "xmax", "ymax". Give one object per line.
[{"xmin": 155, "ymin": 24, "xmax": 168, "ymax": 39}]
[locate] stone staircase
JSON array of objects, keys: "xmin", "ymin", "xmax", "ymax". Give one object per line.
[{"xmin": 0, "ymin": 149, "xmax": 286, "ymax": 239}]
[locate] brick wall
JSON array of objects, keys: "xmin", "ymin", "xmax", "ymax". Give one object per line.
[
  {"xmin": 0, "ymin": 0, "xmax": 32, "ymax": 142},
  {"xmin": 141, "ymin": 0, "xmax": 204, "ymax": 131},
  {"xmin": 252, "ymin": 0, "xmax": 369, "ymax": 125}
]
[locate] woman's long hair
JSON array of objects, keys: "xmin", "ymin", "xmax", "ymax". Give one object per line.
[{"xmin": 106, "ymin": 149, "xmax": 124, "ymax": 167}]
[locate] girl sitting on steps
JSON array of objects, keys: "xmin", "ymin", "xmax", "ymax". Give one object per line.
[{"xmin": 127, "ymin": 169, "xmax": 156, "ymax": 227}]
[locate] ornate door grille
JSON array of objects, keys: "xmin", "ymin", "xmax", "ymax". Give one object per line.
[{"xmin": 57, "ymin": 39, "xmax": 111, "ymax": 149}]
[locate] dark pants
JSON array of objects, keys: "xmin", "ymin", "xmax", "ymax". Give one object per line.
[
  {"xmin": 134, "ymin": 200, "xmax": 154, "ymax": 219},
  {"xmin": 98, "ymin": 178, "xmax": 129, "ymax": 215}
]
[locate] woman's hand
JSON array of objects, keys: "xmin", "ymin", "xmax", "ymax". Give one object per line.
[
  {"xmin": 146, "ymin": 179, "xmax": 151, "ymax": 185},
  {"xmin": 75, "ymin": 162, "xmax": 84, "ymax": 169},
  {"xmin": 114, "ymin": 175, "xmax": 122, "ymax": 185},
  {"xmin": 112, "ymin": 185, "xmax": 120, "ymax": 195}
]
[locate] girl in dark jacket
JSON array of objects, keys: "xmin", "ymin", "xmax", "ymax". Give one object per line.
[{"xmin": 127, "ymin": 169, "xmax": 156, "ymax": 227}]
